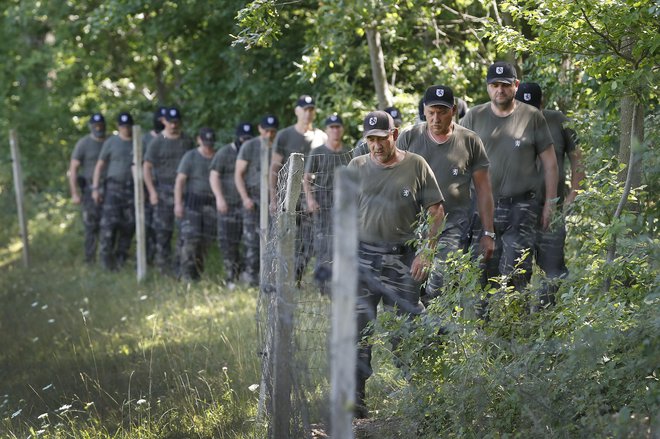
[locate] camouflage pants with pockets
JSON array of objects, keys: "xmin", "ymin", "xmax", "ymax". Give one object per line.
[{"xmin": 99, "ymin": 180, "xmax": 135, "ymax": 271}]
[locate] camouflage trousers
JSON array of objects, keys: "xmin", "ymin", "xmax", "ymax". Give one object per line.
[
  {"xmin": 241, "ymin": 203, "xmax": 260, "ymax": 284},
  {"xmin": 80, "ymin": 187, "xmax": 101, "ymax": 263},
  {"xmin": 143, "ymin": 185, "xmax": 157, "ymax": 265},
  {"xmin": 356, "ymin": 241, "xmax": 425, "ymax": 387},
  {"xmin": 295, "ymin": 210, "xmax": 314, "ymax": 284},
  {"xmin": 217, "ymin": 205, "xmax": 243, "ymax": 282},
  {"xmin": 99, "ymin": 180, "xmax": 135, "ymax": 271},
  {"xmin": 179, "ymin": 200, "xmax": 217, "ymax": 281},
  {"xmin": 533, "ymin": 208, "xmax": 569, "ymax": 307},
  {"xmin": 151, "ymin": 186, "xmax": 176, "ymax": 271},
  {"xmin": 312, "ymin": 209, "xmax": 333, "ymax": 294}
]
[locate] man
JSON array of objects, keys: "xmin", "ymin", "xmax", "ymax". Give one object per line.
[
  {"xmin": 143, "ymin": 107, "xmax": 194, "ymax": 273},
  {"xmin": 269, "ymin": 95, "xmax": 327, "ymax": 285},
  {"xmin": 302, "ymin": 114, "xmax": 353, "ymax": 294},
  {"xmin": 348, "ymin": 110, "xmax": 445, "ymax": 418},
  {"xmin": 515, "ymin": 82, "xmax": 586, "ymax": 307},
  {"xmin": 210, "ymin": 122, "xmax": 255, "ymax": 284},
  {"xmin": 174, "ymin": 128, "xmax": 217, "ymax": 281},
  {"xmin": 397, "ymin": 85, "xmax": 494, "ymax": 303},
  {"xmin": 461, "ymin": 61, "xmax": 559, "ymax": 297},
  {"xmin": 91, "ymin": 112, "xmax": 135, "ymax": 271},
  {"xmin": 235, "ymin": 115, "xmax": 279, "ymax": 286},
  {"xmin": 352, "ymin": 106, "xmax": 403, "ymax": 158},
  {"xmin": 68, "ymin": 112, "xmax": 106, "ymax": 263}
]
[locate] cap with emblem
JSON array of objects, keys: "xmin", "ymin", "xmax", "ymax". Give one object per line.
[
  {"xmin": 198, "ymin": 127, "xmax": 216, "ymax": 145},
  {"xmin": 515, "ymin": 82, "xmax": 542, "ymax": 109},
  {"xmin": 236, "ymin": 122, "xmax": 255, "ymax": 138},
  {"xmin": 363, "ymin": 110, "xmax": 394, "ymax": 137},
  {"xmin": 165, "ymin": 107, "xmax": 182, "ymax": 121},
  {"xmin": 384, "ymin": 107, "xmax": 403, "ymax": 127},
  {"xmin": 260, "ymin": 115, "xmax": 279, "ymax": 129},
  {"xmin": 117, "ymin": 112, "xmax": 133, "ymax": 126},
  {"xmin": 423, "ymin": 85, "xmax": 455, "ymax": 108},
  {"xmin": 325, "ymin": 114, "xmax": 343, "ymax": 127},
  {"xmin": 89, "ymin": 113, "xmax": 105, "ymax": 124},
  {"xmin": 296, "ymin": 95, "xmax": 315, "ymax": 108},
  {"xmin": 487, "ymin": 61, "xmax": 518, "ymax": 84}
]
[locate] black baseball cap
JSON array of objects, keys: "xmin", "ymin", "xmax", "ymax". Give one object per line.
[
  {"xmin": 117, "ymin": 112, "xmax": 133, "ymax": 126},
  {"xmin": 165, "ymin": 107, "xmax": 182, "ymax": 121},
  {"xmin": 89, "ymin": 113, "xmax": 105, "ymax": 124},
  {"xmin": 198, "ymin": 127, "xmax": 216, "ymax": 145},
  {"xmin": 423, "ymin": 85, "xmax": 455, "ymax": 108},
  {"xmin": 155, "ymin": 106, "xmax": 167, "ymax": 119},
  {"xmin": 384, "ymin": 106, "xmax": 403, "ymax": 126},
  {"xmin": 487, "ymin": 61, "xmax": 518, "ymax": 84},
  {"xmin": 296, "ymin": 95, "xmax": 315, "ymax": 108},
  {"xmin": 363, "ymin": 110, "xmax": 394, "ymax": 137},
  {"xmin": 325, "ymin": 114, "xmax": 343, "ymax": 127},
  {"xmin": 236, "ymin": 122, "xmax": 255, "ymax": 138},
  {"xmin": 260, "ymin": 115, "xmax": 279, "ymax": 129},
  {"xmin": 515, "ymin": 82, "xmax": 542, "ymax": 109}
]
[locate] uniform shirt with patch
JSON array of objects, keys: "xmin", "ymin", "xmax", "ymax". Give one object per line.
[
  {"xmin": 540, "ymin": 109, "xmax": 577, "ymax": 203},
  {"xmin": 71, "ymin": 135, "xmax": 104, "ymax": 181},
  {"xmin": 272, "ymin": 125, "xmax": 327, "ymax": 164},
  {"xmin": 397, "ymin": 122, "xmax": 489, "ymax": 220},
  {"xmin": 237, "ymin": 136, "xmax": 270, "ymax": 195},
  {"xmin": 144, "ymin": 135, "xmax": 194, "ymax": 186},
  {"xmin": 177, "ymin": 149, "xmax": 213, "ymax": 195},
  {"xmin": 304, "ymin": 144, "xmax": 353, "ymax": 209},
  {"xmin": 99, "ymin": 135, "xmax": 133, "ymax": 182},
  {"xmin": 347, "ymin": 152, "xmax": 443, "ymax": 243},
  {"xmin": 209, "ymin": 143, "xmax": 241, "ymax": 206},
  {"xmin": 461, "ymin": 102, "xmax": 553, "ymax": 198}
]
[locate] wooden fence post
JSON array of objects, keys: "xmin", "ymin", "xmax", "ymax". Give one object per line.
[
  {"xmin": 132, "ymin": 125, "xmax": 147, "ymax": 281},
  {"xmin": 9, "ymin": 129, "xmax": 29, "ymax": 268}
]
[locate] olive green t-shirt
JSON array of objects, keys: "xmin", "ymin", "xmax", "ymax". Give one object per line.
[
  {"xmin": 144, "ymin": 134, "xmax": 194, "ymax": 186},
  {"xmin": 177, "ymin": 149, "xmax": 213, "ymax": 195},
  {"xmin": 397, "ymin": 122, "xmax": 489, "ymax": 220},
  {"xmin": 71, "ymin": 134, "xmax": 104, "ymax": 181},
  {"xmin": 540, "ymin": 109, "xmax": 576, "ymax": 202},
  {"xmin": 461, "ymin": 102, "xmax": 553, "ymax": 198},
  {"xmin": 99, "ymin": 135, "xmax": 133, "ymax": 182},
  {"xmin": 236, "ymin": 136, "xmax": 270, "ymax": 194},
  {"xmin": 209, "ymin": 143, "xmax": 241, "ymax": 206},
  {"xmin": 272, "ymin": 125, "xmax": 327, "ymax": 163},
  {"xmin": 347, "ymin": 152, "xmax": 443, "ymax": 243}
]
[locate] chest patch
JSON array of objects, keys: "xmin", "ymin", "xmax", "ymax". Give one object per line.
[
  {"xmin": 401, "ymin": 188, "xmax": 411, "ymax": 198},
  {"xmin": 514, "ymin": 139, "xmax": 522, "ymax": 149},
  {"xmin": 451, "ymin": 167, "xmax": 459, "ymax": 176}
]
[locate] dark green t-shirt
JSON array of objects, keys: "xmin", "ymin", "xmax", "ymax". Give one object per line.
[
  {"xmin": 71, "ymin": 134, "xmax": 104, "ymax": 181},
  {"xmin": 540, "ymin": 109, "xmax": 576, "ymax": 202},
  {"xmin": 177, "ymin": 148, "xmax": 213, "ymax": 195},
  {"xmin": 236, "ymin": 136, "xmax": 271, "ymax": 194},
  {"xmin": 209, "ymin": 143, "xmax": 241, "ymax": 206},
  {"xmin": 397, "ymin": 122, "xmax": 489, "ymax": 220},
  {"xmin": 461, "ymin": 102, "xmax": 553, "ymax": 198},
  {"xmin": 273, "ymin": 125, "xmax": 327, "ymax": 164},
  {"xmin": 347, "ymin": 152, "xmax": 443, "ymax": 243},
  {"xmin": 144, "ymin": 134, "xmax": 194, "ymax": 186},
  {"xmin": 99, "ymin": 135, "xmax": 133, "ymax": 182},
  {"xmin": 304, "ymin": 144, "xmax": 353, "ymax": 209}
]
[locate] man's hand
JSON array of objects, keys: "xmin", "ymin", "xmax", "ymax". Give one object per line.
[
  {"xmin": 216, "ymin": 198, "xmax": 228, "ymax": 214},
  {"xmin": 149, "ymin": 190, "xmax": 159, "ymax": 206},
  {"xmin": 479, "ymin": 235, "xmax": 494, "ymax": 260},
  {"xmin": 174, "ymin": 202, "xmax": 184, "ymax": 219},
  {"xmin": 242, "ymin": 197, "xmax": 255, "ymax": 211},
  {"xmin": 542, "ymin": 201, "xmax": 556, "ymax": 231},
  {"xmin": 410, "ymin": 254, "xmax": 431, "ymax": 282},
  {"xmin": 71, "ymin": 193, "xmax": 81, "ymax": 205},
  {"xmin": 92, "ymin": 189, "xmax": 101, "ymax": 205}
]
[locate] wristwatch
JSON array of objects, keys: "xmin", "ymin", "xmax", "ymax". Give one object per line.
[{"xmin": 483, "ymin": 230, "xmax": 496, "ymax": 240}]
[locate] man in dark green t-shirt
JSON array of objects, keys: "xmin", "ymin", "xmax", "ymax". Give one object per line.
[
  {"xmin": 68, "ymin": 112, "xmax": 106, "ymax": 263},
  {"xmin": 398, "ymin": 85, "xmax": 494, "ymax": 304},
  {"xmin": 91, "ymin": 112, "xmax": 135, "ymax": 271},
  {"xmin": 461, "ymin": 61, "xmax": 559, "ymax": 300}
]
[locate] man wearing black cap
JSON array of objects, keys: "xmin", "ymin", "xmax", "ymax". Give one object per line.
[
  {"xmin": 397, "ymin": 85, "xmax": 494, "ymax": 304},
  {"xmin": 303, "ymin": 114, "xmax": 353, "ymax": 294},
  {"xmin": 235, "ymin": 115, "xmax": 279, "ymax": 286},
  {"xmin": 210, "ymin": 122, "xmax": 254, "ymax": 285},
  {"xmin": 69, "ymin": 112, "xmax": 106, "ymax": 263},
  {"xmin": 461, "ymin": 61, "xmax": 558, "ymax": 299},
  {"xmin": 348, "ymin": 110, "xmax": 445, "ymax": 418},
  {"xmin": 91, "ymin": 112, "xmax": 136, "ymax": 271},
  {"xmin": 174, "ymin": 128, "xmax": 217, "ymax": 281},
  {"xmin": 269, "ymin": 95, "xmax": 327, "ymax": 285},
  {"xmin": 143, "ymin": 107, "xmax": 194, "ymax": 273},
  {"xmin": 352, "ymin": 106, "xmax": 404, "ymax": 158},
  {"xmin": 515, "ymin": 82, "xmax": 585, "ymax": 308}
]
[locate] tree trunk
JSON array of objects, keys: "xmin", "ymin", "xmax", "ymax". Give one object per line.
[
  {"xmin": 365, "ymin": 28, "xmax": 393, "ymax": 109},
  {"xmin": 618, "ymin": 96, "xmax": 644, "ymax": 187}
]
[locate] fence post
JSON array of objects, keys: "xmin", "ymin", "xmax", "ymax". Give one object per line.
[
  {"xmin": 272, "ymin": 153, "xmax": 303, "ymax": 439},
  {"xmin": 330, "ymin": 167, "xmax": 358, "ymax": 438},
  {"xmin": 132, "ymin": 125, "xmax": 147, "ymax": 281},
  {"xmin": 259, "ymin": 137, "xmax": 270, "ymax": 287},
  {"xmin": 9, "ymin": 129, "xmax": 29, "ymax": 268}
]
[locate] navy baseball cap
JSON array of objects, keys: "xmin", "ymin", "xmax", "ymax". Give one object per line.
[
  {"xmin": 325, "ymin": 114, "xmax": 343, "ymax": 127},
  {"xmin": 198, "ymin": 127, "xmax": 216, "ymax": 145},
  {"xmin": 363, "ymin": 110, "xmax": 394, "ymax": 137},
  {"xmin": 487, "ymin": 61, "xmax": 518, "ymax": 84},
  {"xmin": 260, "ymin": 115, "xmax": 279, "ymax": 129},
  {"xmin": 296, "ymin": 95, "xmax": 315, "ymax": 108},
  {"xmin": 236, "ymin": 122, "xmax": 255, "ymax": 138},
  {"xmin": 424, "ymin": 85, "xmax": 455, "ymax": 108},
  {"xmin": 117, "ymin": 112, "xmax": 133, "ymax": 126},
  {"xmin": 165, "ymin": 107, "xmax": 182, "ymax": 121},
  {"xmin": 384, "ymin": 106, "xmax": 402, "ymax": 125},
  {"xmin": 155, "ymin": 106, "xmax": 167, "ymax": 119},
  {"xmin": 89, "ymin": 113, "xmax": 105, "ymax": 124},
  {"xmin": 515, "ymin": 82, "xmax": 542, "ymax": 109}
]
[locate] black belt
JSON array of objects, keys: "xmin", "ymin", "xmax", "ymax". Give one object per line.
[
  {"xmin": 496, "ymin": 191, "xmax": 536, "ymax": 205},
  {"xmin": 359, "ymin": 241, "xmax": 415, "ymax": 255}
]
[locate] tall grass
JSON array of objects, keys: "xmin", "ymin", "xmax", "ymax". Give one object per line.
[{"xmin": 0, "ymin": 192, "xmax": 266, "ymax": 438}]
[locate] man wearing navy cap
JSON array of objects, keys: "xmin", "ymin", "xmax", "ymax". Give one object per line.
[
  {"xmin": 352, "ymin": 105, "xmax": 404, "ymax": 158},
  {"xmin": 348, "ymin": 110, "xmax": 445, "ymax": 418},
  {"xmin": 68, "ymin": 112, "xmax": 106, "ymax": 263},
  {"xmin": 461, "ymin": 61, "xmax": 559, "ymax": 309},
  {"xmin": 91, "ymin": 112, "xmax": 136, "ymax": 271},
  {"xmin": 269, "ymin": 95, "xmax": 327, "ymax": 285},
  {"xmin": 303, "ymin": 113, "xmax": 353, "ymax": 295},
  {"xmin": 235, "ymin": 115, "xmax": 279, "ymax": 286},
  {"xmin": 143, "ymin": 107, "xmax": 194, "ymax": 273},
  {"xmin": 210, "ymin": 122, "xmax": 254, "ymax": 285},
  {"xmin": 397, "ymin": 84, "xmax": 494, "ymax": 305}
]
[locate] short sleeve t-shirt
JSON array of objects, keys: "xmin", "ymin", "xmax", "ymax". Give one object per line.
[
  {"xmin": 304, "ymin": 144, "xmax": 353, "ymax": 209},
  {"xmin": 461, "ymin": 102, "xmax": 553, "ymax": 198},
  {"xmin": 71, "ymin": 134, "xmax": 104, "ymax": 181},
  {"xmin": 177, "ymin": 149, "xmax": 213, "ymax": 195},
  {"xmin": 273, "ymin": 125, "xmax": 327, "ymax": 164},
  {"xmin": 397, "ymin": 122, "xmax": 489, "ymax": 220},
  {"xmin": 209, "ymin": 143, "xmax": 241, "ymax": 206},
  {"xmin": 99, "ymin": 135, "xmax": 133, "ymax": 182},
  {"xmin": 236, "ymin": 136, "xmax": 270, "ymax": 194},
  {"xmin": 144, "ymin": 134, "xmax": 194, "ymax": 186},
  {"xmin": 347, "ymin": 152, "xmax": 443, "ymax": 243},
  {"xmin": 541, "ymin": 109, "xmax": 577, "ymax": 202}
]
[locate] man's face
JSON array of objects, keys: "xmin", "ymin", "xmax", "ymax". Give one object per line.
[
  {"xmin": 90, "ymin": 122, "xmax": 106, "ymax": 138},
  {"xmin": 487, "ymin": 80, "xmax": 519, "ymax": 108},
  {"xmin": 295, "ymin": 106, "xmax": 316, "ymax": 125},
  {"xmin": 163, "ymin": 118, "xmax": 182, "ymax": 136},
  {"xmin": 424, "ymin": 105, "xmax": 455, "ymax": 135},
  {"xmin": 118, "ymin": 124, "xmax": 132, "ymax": 138},
  {"xmin": 367, "ymin": 131, "xmax": 396, "ymax": 165},
  {"xmin": 259, "ymin": 126, "xmax": 278, "ymax": 142},
  {"xmin": 325, "ymin": 124, "xmax": 344, "ymax": 142}
]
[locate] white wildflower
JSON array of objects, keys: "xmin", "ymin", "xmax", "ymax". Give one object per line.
[{"xmin": 248, "ymin": 384, "xmax": 259, "ymax": 392}]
